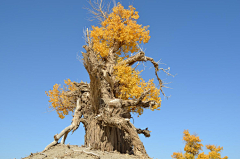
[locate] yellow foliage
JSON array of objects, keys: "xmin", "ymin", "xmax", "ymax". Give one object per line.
[
  {"xmin": 205, "ymin": 145, "xmax": 228, "ymax": 159},
  {"xmin": 205, "ymin": 145, "xmax": 223, "ymax": 152},
  {"xmin": 172, "ymin": 130, "xmax": 228, "ymax": 159},
  {"xmin": 45, "ymin": 79, "xmax": 77, "ymax": 119},
  {"xmin": 196, "ymin": 152, "xmax": 209, "ymax": 159},
  {"xmin": 183, "ymin": 130, "xmax": 203, "ymax": 156},
  {"xmin": 113, "ymin": 59, "xmax": 161, "ymax": 115},
  {"xmin": 185, "ymin": 153, "xmax": 195, "ymax": 159},
  {"xmin": 172, "ymin": 152, "xmax": 185, "ymax": 159},
  {"xmin": 91, "ymin": 2, "xmax": 150, "ymax": 58}
]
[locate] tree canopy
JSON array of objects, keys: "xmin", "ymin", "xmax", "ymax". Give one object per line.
[{"xmin": 46, "ymin": 2, "xmax": 164, "ymax": 118}]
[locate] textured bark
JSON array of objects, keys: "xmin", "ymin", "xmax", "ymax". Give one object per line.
[
  {"xmin": 84, "ymin": 118, "xmax": 132, "ymax": 153},
  {"xmin": 97, "ymin": 115, "xmax": 148, "ymax": 157}
]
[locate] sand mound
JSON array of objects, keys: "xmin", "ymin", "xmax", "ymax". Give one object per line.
[{"xmin": 23, "ymin": 144, "xmax": 142, "ymax": 159}]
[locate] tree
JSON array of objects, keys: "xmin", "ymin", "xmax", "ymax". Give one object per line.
[
  {"xmin": 172, "ymin": 130, "xmax": 228, "ymax": 159},
  {"xmin": 44, "ymin": 1, "xmax": 172, "ymax": 158}
]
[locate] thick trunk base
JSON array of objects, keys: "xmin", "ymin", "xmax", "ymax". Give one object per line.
[{"xmin": 85, "ymin": 119, "xmax": 132, "ymax": 154}]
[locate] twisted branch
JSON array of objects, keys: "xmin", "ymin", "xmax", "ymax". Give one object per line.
[{"xmin": 116, "ymin": 51, "xmax": 174, "ymax": 97}]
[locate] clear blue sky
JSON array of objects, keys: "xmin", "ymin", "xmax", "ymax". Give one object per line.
[{"xmin": 0, "ymin": 0, "xmax": 239, "ymax": 158}]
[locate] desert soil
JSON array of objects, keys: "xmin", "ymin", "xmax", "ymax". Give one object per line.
[{"xmin": 22, "ymin": 144, "xmax": 144, "ymax": 159}]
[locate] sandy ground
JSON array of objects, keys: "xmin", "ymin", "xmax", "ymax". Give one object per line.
[{"xmin": 22, "ymin": 144, "xmax": 144, "ymax": 159}]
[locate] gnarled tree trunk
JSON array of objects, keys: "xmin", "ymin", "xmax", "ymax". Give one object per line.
[{"xmin": 44, "ymin": 29, "xmax": 165, "ymax": 159}]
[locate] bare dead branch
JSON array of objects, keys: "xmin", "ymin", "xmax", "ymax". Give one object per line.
[
  {"xmin": 85, "ymin": 0, "xmax": 109, "ymax": 22},
  {"xmin": 86, "ymin": 28, "xmax": 92, "ymax": 47}
]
